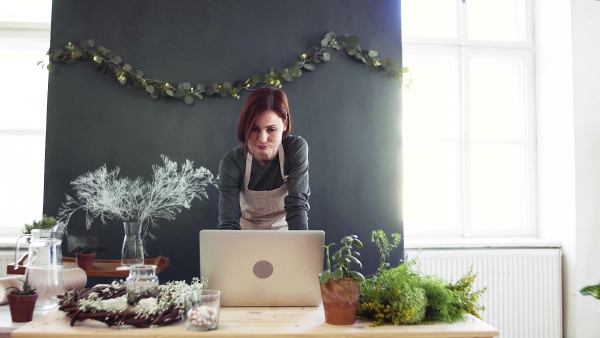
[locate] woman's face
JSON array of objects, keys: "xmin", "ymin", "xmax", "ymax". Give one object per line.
[{"xmin": 248, "ymin": 110, "xmax": 286, "ymax": 166}]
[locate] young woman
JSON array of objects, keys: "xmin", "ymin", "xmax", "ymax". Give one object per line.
[{"xmin": 217, "ymin": 88, "xmax": 310, "ymax": 230}]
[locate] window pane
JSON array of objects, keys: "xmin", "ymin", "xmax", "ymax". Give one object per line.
[
  {"xmin": 0, "ymin": 135, "xmax": 46, "ymax": 236},
  {"xmin": 469, "ymin": 55, "xmax": 526, "ymax": 141},
  {"xmin": 402, "ymin": 0, "xmax": 457, "ymax": 39},
  {"xmin": 470, "ymin": 144, "xmax": 527, "ymax": 230},
  {"xmin": 0, "ymin": 35, "xmax": 49, "ymax": 130},
  {"xmin": 467, "ymin": 0, "xmax": 527, "ymax": 42},
  {"xmin": 403, "ymin": 143, "xmax": 459, "ymax": 229},
  {"xmin": 403, "ymin": 50, "xmax": 460, "ymax": 138},
  {"xmin": 0, "ymin": 0, "xmax": 52, "ymax": 23}
]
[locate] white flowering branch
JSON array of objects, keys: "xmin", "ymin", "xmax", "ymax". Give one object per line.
[{"xmin": 58, "ymin": 155, "xmax": 217, "ymax": 242}]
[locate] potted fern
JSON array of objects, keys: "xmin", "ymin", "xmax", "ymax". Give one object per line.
[
  {"xmin": 6, "ymin": 279, "xmax": 38, "ymax": 322},
  {"xmin": 319, "ymin": 234, "xmax": 365, "ymax": 325}
]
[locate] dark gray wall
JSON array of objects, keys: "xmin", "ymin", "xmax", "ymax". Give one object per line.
[{"xmin": 45, "ymin": 0, "xmax": 403, "ymax": 285}]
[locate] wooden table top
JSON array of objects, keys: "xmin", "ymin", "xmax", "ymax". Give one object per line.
[{"xmin": 11, "ymin": 306, "xmax": 499, "ymax": 338}]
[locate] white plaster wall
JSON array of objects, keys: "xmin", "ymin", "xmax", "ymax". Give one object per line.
[
  {"xmin": 537, "ymin": 0, "xmax": 600, "ymax": 337},
  {"xmin": 534, "ymin": 0, "xmax": 576, "ymax": 337},
  {"xmin": 570, "ymin": 0, "xmax": 600, "ymax": 337}
]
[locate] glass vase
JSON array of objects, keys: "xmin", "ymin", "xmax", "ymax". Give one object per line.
[
  {"xmin": 126, "ymin": 264, "xmax": 159, "ymax": 305},
  {"xmin": 121, "ymin": 221, "xmax": 144, "ymax": 266}
]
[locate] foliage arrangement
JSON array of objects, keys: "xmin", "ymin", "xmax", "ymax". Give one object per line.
[
  {"xmin": 357, "ymin": 230, "xmax": 486, "ymax": 326},
  {"xmin": 5, "ymin": 279, "xmax": 36, "ymax": 296},
  {"xmin": 320, "ymin": 234, "xmax": 365, "ymax": 283},
  {"xmin": 22, "ymin": 214, "xmax": 57, "ymax": 236},
  {"xmin": 580, "ymin": 282, "xmax": 600, "ymax": 299},
  {"xmin": 58, "ymin": 278, "xmax": 206, "ymax": 327},
  {"xmin": 43, "ymin": 31, "xmax": 408, "ymax": 105},
  {"xmin": 57, "ymin": 155, "xmax": 217, "ymax": 243}
]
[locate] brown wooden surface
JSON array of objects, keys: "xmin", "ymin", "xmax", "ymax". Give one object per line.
[
  {"xmin": 11, "ymin": 307, "xmax": 499, "ymax": 338},
  {"xmin": 7, "ymin": 256, "xmax": 169, "ymax": 278}
]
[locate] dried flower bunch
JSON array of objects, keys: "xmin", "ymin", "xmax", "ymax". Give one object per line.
[
  {"xmin": 57, "ymin": 155, "xmax": 217, "ymax": 242},
  {"xmin": 59, "ymin": 278, "xmax": 207, "ymax": 328}
]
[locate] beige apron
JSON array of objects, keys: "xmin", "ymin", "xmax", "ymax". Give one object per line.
[{"xmin": 240, "ymin": 144, "xmax": 289, "ymax": 230}]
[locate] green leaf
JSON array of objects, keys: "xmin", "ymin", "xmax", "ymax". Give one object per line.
[
  {"xmin": 352, "ymin": 239, "xmax": 363, "ymax": 248},
  {"xmin": 196, "ymin": 83, "xmax": 206, "ymax": 92},
  {"xmin": 580, "ymin": 284, "xmax": 600, "ymax": 299},
  {"xmin": 291, "ymin": 66, "xmax": 302, "ymax": 78},
  {"xmin": 122, "ymin": 64, "xmax": 133, "ymax": 71},
  {"xmin": 112, "ymin": 55, "xmax": 123, "ymax": 65},
  {"xmin": 322, "ymin": 52, "xmax": 330, "ymax": 61},
  {"xmin": 184, "ymin": 96, "xmax": 194, "ymax": 105},
  {"xmin": 347, "ymin": 48, "xmax": 357, "ymax": 56},
  {"xmin": 349, "ymin": 271, "xmax": 365, "ymax": 281},
  {"xmin": 206, "ymin": 86, "xmax": 215, "ymax": 96},
  {"xmin": 332, "ymin": 268, "xmax": 343, "ymax": 280},
  {"xmin": 332, "ymin": 42, "xmax": 341, "ymax": 50},
  {"xmin": 320, "ymin": 270, "xmax": 331, "ymax": 283},
  {"xmin": 46, "ymin": 63, "xmax": 56, "ymax": 73},
  {"xmin": 368, "ymin": 50, "xmax": 378, "ymax": 57},
  {"xmin": 97, "ymin": 46, "xmax": 107, "ymax": 53},
  {"xmin": 303, "ymin": 63, "xmax": 315, "ymax": 71},
  {"xmin": 182, "ymin": 82, "xmax": 191, "ymax": 90},
  {"xmin": 332, "ymin": 251, "xmax": 341, "ymax": 261},
  {"xmin": 321, "ymin": 38, "xmax": 329, "ymax": 48},
  {"xmin": 87, "ymin": 39, "xmax": 95, "ymax": 48},
  {"xmin": 150, "ymin": 91, "xmax": 160, "ymax": 99},
  {"xmin": 145, "ymin": 86, "xmax": 155, "ymax": 94},
  {"xmin": 223, "ymin": 82, "xmax": 232, "ymax": 90},
  {"xmin": 135, "ymin": 70, "xmax": 144, "ymax": 77},
  {"xmin": 117, "ymin": 76, "xmax": 127, "ymax": 85},
  {"xmin": 282, "ymin": 72, "xmax": 293, "ymax": 82},
  {"xmin": 166, "ymin": 89, "xmax": 174, "ymax": 97}
]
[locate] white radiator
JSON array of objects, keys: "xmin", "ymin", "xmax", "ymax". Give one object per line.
[{"xmin": 405, "ymin": 248, "xmax": 562, "ymax": 338}]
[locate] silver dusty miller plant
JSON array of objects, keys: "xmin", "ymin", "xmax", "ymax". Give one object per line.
[{"xmin": 57, "ymin": 155, "xmax": 217, "ymax": 242}]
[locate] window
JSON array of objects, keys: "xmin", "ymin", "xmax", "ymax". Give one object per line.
[
  {"xmin": 401, "ymin": 0, "xmax": 536, "ymax": 238},
  {"xmin": 0, "ymin": 0, "xmax": 51, "ymax": 237}
]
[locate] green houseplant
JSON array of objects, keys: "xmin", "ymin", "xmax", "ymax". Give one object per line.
[
  {"xmin": 71, "ymin": 245, "xmax": 107, "ymax": 270},
  {"xmin": 319, "ymin": 234, "xmax": 365, "ymax": 325},
  {"xmin": 357, "ymin": 230, "xmax": 486, "ymax": 326},
  {"xmin": 6, "ymin": 279, "xmax": 38, "ymax": 322},
  {"xmin": 22, "ymin": 215, "xmax": 57, "ymax": 241}
]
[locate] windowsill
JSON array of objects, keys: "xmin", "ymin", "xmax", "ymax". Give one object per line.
[{"xmin": 404, "ymin": 237, "xmax": 562, "ymax": 249}]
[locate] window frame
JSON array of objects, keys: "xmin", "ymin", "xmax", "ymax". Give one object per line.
[{"xmin": 401, "ymin": 0, "xmax": 537, "ymax": 238}]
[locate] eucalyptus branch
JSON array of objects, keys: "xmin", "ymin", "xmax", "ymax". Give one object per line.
[{"xmin": 44, "ymin": 31, "xmax": 408, "ymax": 106}]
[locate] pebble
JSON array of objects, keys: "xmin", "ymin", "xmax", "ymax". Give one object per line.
[{"xmin": 187, "ymin": 305, "xmax": 218, "ymax": 328}]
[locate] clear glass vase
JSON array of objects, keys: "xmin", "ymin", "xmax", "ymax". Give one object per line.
[
  {"xmin": 121, "ymin": 222, "xmax": 144, "ymax": 266},
  {"xmin": 126, "ymin": 264, "xmax": 159, "ymax": 305}
]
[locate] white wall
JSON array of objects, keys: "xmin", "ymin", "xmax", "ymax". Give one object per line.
[{"xmin": 537, "ymin": 0, "xmax": 600, "ymax": 337}]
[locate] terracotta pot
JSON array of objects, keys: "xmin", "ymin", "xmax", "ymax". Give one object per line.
[
  {"xmin": 319, "ymin": 277, "xmax": 360, "ymax": 325},
  {"xmin": 7, "ymin": 292, "xmax": 38, "ymax": 322},
  {"xmin": 76, "ymin": 253, "xmax": 96, "ymax": 270}
]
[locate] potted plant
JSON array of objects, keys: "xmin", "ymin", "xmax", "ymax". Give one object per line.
[
  {"xmin": 72, "ymin": 246, "xmax": 107, "ymax": 270},
  {"xmin": 319, "ymin": 234, "xmax": 365, "ymax": 325},
  {"xmin": 22, "ymin": 215, "xmax": 57, "ymax": 240},
  {"xmin": 5, "ymin": 279, "xmax": 38, "ymax": 322}
]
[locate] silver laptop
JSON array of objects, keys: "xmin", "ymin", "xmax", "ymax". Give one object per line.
[{"xmin": 199, "ymin": 230, "xmax": 325, "ymax": 307}]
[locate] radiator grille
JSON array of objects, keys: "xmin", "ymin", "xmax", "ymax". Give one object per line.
[{"xmin": 405, "ymin": 248, "xmax": 562, "ymax": 338}]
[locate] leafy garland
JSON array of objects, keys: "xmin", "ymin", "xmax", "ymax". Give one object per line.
[{"xmin": 44, "ymin": 31, "xmax": 408, "ymax": 105}]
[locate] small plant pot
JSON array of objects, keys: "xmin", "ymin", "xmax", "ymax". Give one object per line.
[
  {"xmin": 7, "ymin": 293, "xmax": 38, "ymax": 322},
  {"xmin": 76, "ymin": 253, "xmax": 96, "ymax": 270},
  {"xmin": 319, "ymin": 277, "xmax": 360, "ymax": 325}
]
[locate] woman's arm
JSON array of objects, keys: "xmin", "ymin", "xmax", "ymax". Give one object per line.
[
  {"xmin": 217, "ymin": 152, "xmax": 243, "ymax": 230},
  {"xmin": 284, "ymin": 136, "xmax": 310, "ymax": 230}
]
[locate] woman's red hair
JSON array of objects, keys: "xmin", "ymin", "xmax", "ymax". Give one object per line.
[{"xmin": 237, "ymin": 88, "xmax": 292, "ymax": 153}]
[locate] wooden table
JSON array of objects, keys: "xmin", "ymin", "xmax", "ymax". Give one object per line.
[
  {"xmin": 7, "ymin": 256, "xmax": 170, "ymax": 278},
  {"xmin": 11, "ymin": 306, "xmax": 499, "ymax": 337}
]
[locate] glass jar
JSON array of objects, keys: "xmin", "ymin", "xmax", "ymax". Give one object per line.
[{"xmin": 125, "ymin": 264, "xmax": 159, "ymax": 306}]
